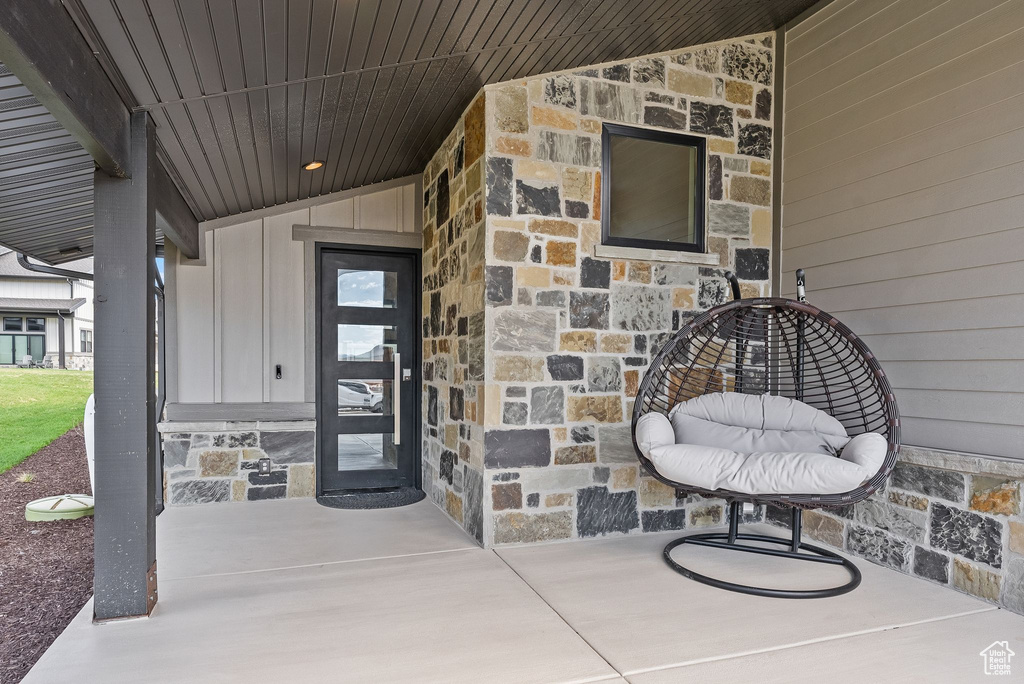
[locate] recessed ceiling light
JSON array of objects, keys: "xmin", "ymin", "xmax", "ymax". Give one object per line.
[{"xmin": 303, "ymin": 160, "xmax": 324, "ymax": 171}]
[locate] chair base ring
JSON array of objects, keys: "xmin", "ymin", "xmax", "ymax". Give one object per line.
[{"xmin": 663, "ymin": 532, "xmax": 862, "ymax": 599}]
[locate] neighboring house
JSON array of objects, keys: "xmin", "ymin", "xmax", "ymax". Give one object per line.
[{"xmin": 0, "ymin": 247, "xmax": 93, "ymax": 369}]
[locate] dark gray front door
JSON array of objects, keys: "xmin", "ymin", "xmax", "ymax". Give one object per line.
[{"xmin": 317, "ymin": 246, "xmax": 419, "ymax": 494}]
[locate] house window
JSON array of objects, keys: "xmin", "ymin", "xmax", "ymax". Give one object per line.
[
  {"xmin": 601, "ymin": 123, "xmax": 706, "ymax": 253},
  {"xmin": 80, "ymin": 329, "xmax": 93, "ymax": 353},
  {"xmin": 3, "ymin": 317, "xmax": 22, "ymax": 332},
  {"xmin": 0, "ymin": 335, "xmax": 44, "ymax": 364},
  {"xmin": 26, "ymin": 317, "xmax": 45, "ymax": 332}
]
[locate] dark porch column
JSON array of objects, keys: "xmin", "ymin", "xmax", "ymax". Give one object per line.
[
  {"xmin": 57, "ymin": 312, "xmax": 65, "ymax": 369},
  {"xmin": 92, "ymin": 111, "xmax": 158, "ymax": 621}
]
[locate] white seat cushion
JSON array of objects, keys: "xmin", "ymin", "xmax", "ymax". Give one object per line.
[
  {"xmin": 839, "ymin": 432, "xmax": 888, "ymax": 474},
  {"xmin": 646, "ymin": 439, "xmax": 874, "ymax": 495},
  {"xmin": 672, "ymin": 392, "xmax": 848, "ymax": 436},
  {"xmin": 669, "ymin": 392, "xmax": 850, "ymax": 455},
  {"xmin": 669, "ymin": 413, "xmax": 848, "ymax": 456},
  {"xmin": 634, "ymin": 393, "xmax": 888, "ymax": 496}
]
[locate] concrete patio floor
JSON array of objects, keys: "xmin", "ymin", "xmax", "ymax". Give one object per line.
[{"xmin": 27, "ymin": 498, "xmax": 1024, "ymax": 683}]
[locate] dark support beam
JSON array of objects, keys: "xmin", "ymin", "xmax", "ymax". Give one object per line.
[
  {"xmin": 155, "ymin": 163, "xmax": 200, "ymax": 259},
  {"xmin": 92, "ymin": 111, "xmax": 158, "ymax": 621},
  {"xmin": 0, "ymin": 0, "xmax": 130, "ymax": 178},
  {"xmin": 57, "ymin": 313, "xmax": 66, "ymax": 369}
]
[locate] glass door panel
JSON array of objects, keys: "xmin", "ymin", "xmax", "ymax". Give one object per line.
[
  {"xmin": 0, "ymin": 336, "xmax": 12, "ymax": 364},
  {"xmin": 337, "ymin": 433, "xmax": 397, "ymax": 471},
  {"xmin": 337, "ymin": 269, "xmax": 398, "ymax": 308},
  {"xmin": 28, "ymin": 335, "xmax": 43, "ymax": 361},
  {"xmin": 337, "ymin": 379, "xmax": 395, "ymax": 418},
  {"xmin": 336, "ymin": 324, "xmax": 397, "ymax": 361}
]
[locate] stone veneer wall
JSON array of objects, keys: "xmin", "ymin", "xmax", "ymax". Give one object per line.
[
  {"xmin": 65, "ymin": 353, "xmax": 93, "ymax": 371},
  {"xmin": 419, "ymin": 93, "xmax": 487, "ymax": 543},
  {"xmin": 160, "ymin": 423, "xmax": 316, "ymax": 505},
  {"xmin": 421, "ymin": 33, "xmax": 776, "ymax": 546},
  {"xmin": 766, "ymin": 447, "xmax": 1024, "ymax": 614}
]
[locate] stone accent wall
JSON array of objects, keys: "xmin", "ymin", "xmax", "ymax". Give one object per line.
[
  {"xmin": 423, "ymin": 33, "xmax": 776, "ymax": 546},
  {"xmin": 479, "ymin": 35, "xmax": 775, "ymax": 546},
  {"xmin": 767, "ymin": 447, "xmax": 1024, "ymax": 615},
  {"xmin": 420, "ymin": 93, "xmax": 487, "ymax": 543},
  {"xmin": 65, "ymin": 353, "xmax": 93, "ymax": 371},
  {"xmin": 41, "ymin": 352, "xmax": 93, "ymax": 371},
  {"xmin": 159, "ymin": 423, "xmax": 315, "ymax": 505}
]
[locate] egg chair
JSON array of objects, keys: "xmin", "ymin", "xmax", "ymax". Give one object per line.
[{"xmin": 632, "ymin": 271, "xmax": 900, "ymax": 598}]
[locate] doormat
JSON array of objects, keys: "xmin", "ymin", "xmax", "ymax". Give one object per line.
[{"xmin": 317, "ymin": 487, "xmax": 426, "ymax": 510}]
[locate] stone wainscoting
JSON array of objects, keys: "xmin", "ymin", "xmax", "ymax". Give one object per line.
[
  {"xmin": 65, "ymin": 353, "xmax": 93, "ymax": 371},
  {"xmin": 158, "ymin": 421, "xmax": 316, "ymax": 505},
  {"xmin": 767, "ymin": 447, "xmax": 1024, "ymax": 615},
  {"xmin": 42, "ymin": 352, "xmax": 93, "ymax": 371}
]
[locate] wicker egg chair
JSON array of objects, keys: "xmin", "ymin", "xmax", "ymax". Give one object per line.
[{"xmin": 631, "ymin": 272, "xmax": 900, "ymax": 598}]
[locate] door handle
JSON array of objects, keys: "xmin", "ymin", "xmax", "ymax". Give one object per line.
[{"xmin": 393, "ymin": 351, "xmax": 401, "ymax": 445}]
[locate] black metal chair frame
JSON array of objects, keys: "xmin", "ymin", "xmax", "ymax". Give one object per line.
[{"xmin": 632, "ymin": 272, "xmax": 900, "ymax": 599}]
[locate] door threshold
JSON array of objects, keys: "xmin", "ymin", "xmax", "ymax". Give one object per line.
[{"xmin": 317, "ymin": 487, "xmax": 425, "ymax": 510}]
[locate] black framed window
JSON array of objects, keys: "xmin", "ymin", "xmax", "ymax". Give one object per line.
[
  {"xmin": 3, "ymin": 317, "xmax": 22, "ymax": 332},
  {"xmin": 26, "ymin": 317, "xmax": 45, "ymax": 332},
  {"xmin": 80, "ymin": 329, "xmax": 93, "ymax": 353},
  {"xmin": 601, "ymin": 123, "xmax": 706, "ymax": 253}
]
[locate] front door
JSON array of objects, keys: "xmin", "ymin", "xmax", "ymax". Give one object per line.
[{"xmin": 317, "ymin": 246, "xmax": 420, "ymax": 494}]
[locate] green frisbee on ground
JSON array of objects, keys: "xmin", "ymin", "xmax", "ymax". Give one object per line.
[{"xmin": 25, "ymin": 495, "xmax": 94, "ymax": 521}]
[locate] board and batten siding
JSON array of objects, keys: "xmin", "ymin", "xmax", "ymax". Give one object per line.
[
  {"xmin": 0, "ymin": 278, "xmax": 70, "ymax": 299},
  {"xmin": 172, "ymin": 181, "xmax": 419, "ymax": 406},
  {"xmin": 779, "ymin": 0, "xmax": 1024, "ymax": 459}
]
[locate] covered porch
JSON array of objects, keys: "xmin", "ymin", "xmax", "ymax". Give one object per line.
[
  {"xmin": 3, "ymin": 0, "xmax": 1024, "ymax": 679},
  {"xmin": 26, "ymin": 497, "xmax": 1020, "ymax": 683}
]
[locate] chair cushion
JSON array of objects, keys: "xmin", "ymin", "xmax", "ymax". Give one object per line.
[
  {"xmin": 645, "ymin": 440, "xmax": 873, "ymax": 495},
  {"xmin": 669, "ymin": 392, "xmax": 849, "ymax": 455},
  {"xmin": 634, "ymin": 393, "xmax": 889, "ymax": 496},
  {"xmin": 839, "ymin": 432, "xmax": 888, "ymax": 474},
  {"xmin": 669, "ymin": 413, "xmax": 848, "ymax": 456}
]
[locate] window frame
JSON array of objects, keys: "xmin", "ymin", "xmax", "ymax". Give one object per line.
[
  {"xmin": 25, "ymin": 317, "xmax": 45, "ymax": 332},
  {"xmin": 600, "ymin": 122, "xmax": 707, "ymax": 255},
  {"xmin": 80, "ymin": 329, "xmax": 93, "ymax": 353},
  {"xmin": 3, "ymin": 317, "xmax": 23, "ymax": 332}
]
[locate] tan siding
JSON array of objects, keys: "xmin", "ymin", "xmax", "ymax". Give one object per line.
[
  {"xmin": 781, "ymin": 0, "xmax": 1024, "ymax": 458},
  {"xmin": 900, "ymin": 417, "xmax": 1022, "ymax": 458},
  {"xmin": 787, "ymin": 20, "xmax": 1024, "ymax": 155},
  {"xmin": 835, "ymin": 296, "xmax": 1024, "ymax": 334},
  {"xmin": 882, "ymin": 360, "xmax": 1024, "ymax": 393},
  {"xmin": 786, "ymin": 227, "xmax": 1024, "ymax": 293},
  {"xmin": 786, "ymin": 0, "xmax": 883, "ymax": 55}
]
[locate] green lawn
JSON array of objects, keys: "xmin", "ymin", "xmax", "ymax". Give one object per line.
[{"xmin": 0, "ymin": 368, "xmax": 93, "ymax": 474}]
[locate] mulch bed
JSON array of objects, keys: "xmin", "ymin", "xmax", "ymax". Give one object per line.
[{"xmin": 0, "ymin": 426, "xmax": 93, "ymax": 684}]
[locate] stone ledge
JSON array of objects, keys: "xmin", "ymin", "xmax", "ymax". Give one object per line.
[
  {"xmin": 900, "ymin": 445, "xmax": 1024, "ymax": 479},
  {"xmin": 158, "ymin": 420, "xmax": 316, "ymax": 433},
  {"xmin": 593, "ymin": 244, "xmax": 721, "ymax": 265}
]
